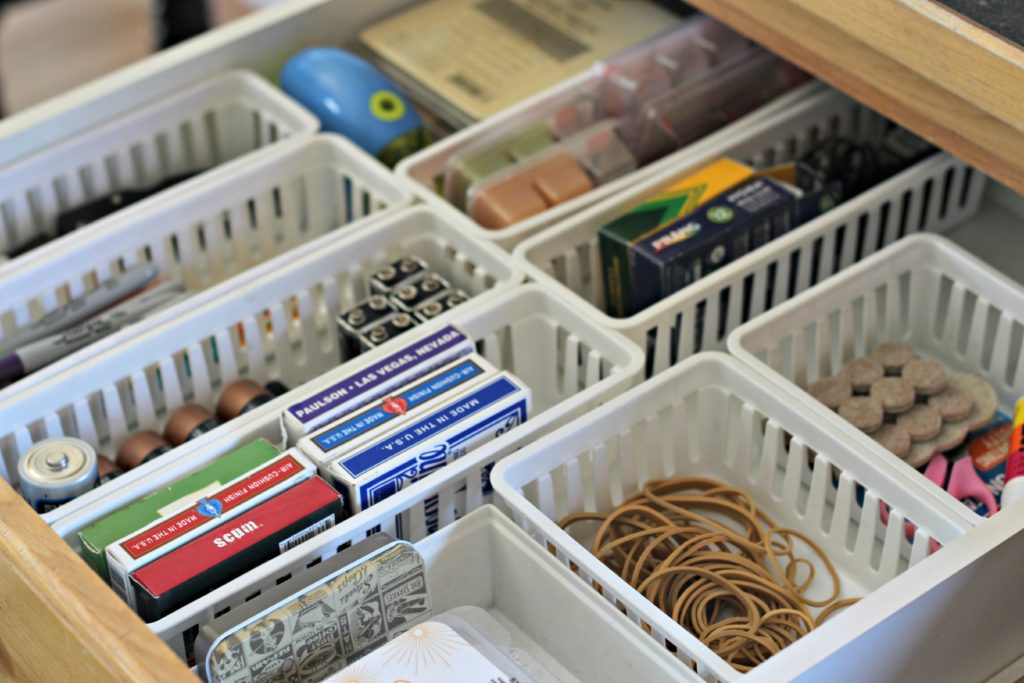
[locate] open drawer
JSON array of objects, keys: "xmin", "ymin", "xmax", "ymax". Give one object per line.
[{"xmin": 3, "ymin": 1, "xmax": 1024, "ymax": 682}]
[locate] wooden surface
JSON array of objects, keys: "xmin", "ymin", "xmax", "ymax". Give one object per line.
[
  {"xmin": 686, "ymin": 0, "xmax": 1024, "ymax": 196},
  {"xmin": 0, "ymin": 479, "xmax": 193, "ymax": 682},
  {"xmin": 0, "ymin": 0, "xmax": 252, "ymax": 113}
]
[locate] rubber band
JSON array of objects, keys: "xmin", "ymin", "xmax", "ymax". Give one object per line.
[{"xmin": 559, "ymin": 476, "xmax": 860, "ymax": 670}]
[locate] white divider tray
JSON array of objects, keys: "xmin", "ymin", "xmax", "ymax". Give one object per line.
[
  {"xmin": 0, "ymin": 205, "xmax": 525, "ymax": 494},
  {"xmin": 36, "ymin": 272, "xmax": 646, "ymax": 527},
  {"xmin": 514, "ymin": 88, "xmax": 985, "ymax": 377},
  {"xmin": 139, "ymin": 502, "xmax": 704, "ymax": 681},
  {"xmin": 47, "ymin": 282, "xmax": 644, "ymax": 657},
  {"xmin": 396, "ymin": 60, "xmax": 818, "ymax": 251},
  {"xmin": 0, "ymin": 134, "xmax": 413, "ymax": 397},
  {"xmin": 412, "ymin": 506, "xmax": 701, "ymax": 682},
  {"xmin": 738, "ymin": 500, "xmax": 1024, "ymax": 683},
  {"xmin": 729, "ymin": 234, "xmax": 1024, "ymax": 525},
  {"xmin": 41, "ymin": 278, "xmax": 642, "ymax": 530},
  {"xmin": 491, "ymin": 353, "xmax": 975, "ymax": 682},
  {"xmin": 0, "ymin": 69, "xmax": 318, "ymax": 261}
]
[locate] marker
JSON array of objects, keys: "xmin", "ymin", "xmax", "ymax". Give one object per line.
[
  {"xmin": 0, "ymin": 280, "xmax": 185, "ymax": 384},
  {"xmin": 0, "ymin": 263, "xmax": 159, "ymax": 354},
  {"xmin": 1010, "ymin": 398, "xmax": 1024, "ymax": 455},
  {"xmin": 1000, "ymin": 398, "xmax": 1024, "ymax": 508}
]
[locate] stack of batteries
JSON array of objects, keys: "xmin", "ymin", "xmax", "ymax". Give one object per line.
[{"xmin": 337, "ymin": 255, "xmax": 469, "ymax": 356}]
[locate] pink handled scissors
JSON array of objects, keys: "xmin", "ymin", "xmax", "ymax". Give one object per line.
[
  {"xmin": 923, "ymin": 453, "xmax": 999, "ymax": 517},
  {"xmin": 880, "ymin": 452, "xmax": 998, "ymax": 554}
]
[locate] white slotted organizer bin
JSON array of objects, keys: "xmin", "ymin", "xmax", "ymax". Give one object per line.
[
  {"xmin": 514, "ymin": 87, "xmax": 986, "ymax": 376},
  {"xmin": 46, "ymin": 280, "xmax": 643, "ymax": 658},
  {"xmin": 0, "ymin": 134, "xmax": 412, "ymax": 395},
  {"xmin": 0, "ymin": 205, "xmax": 521, "ymax": 491},
  {"xmin": 410, "ymin": 506, "xmax": 701, "ymax": 682},
  {"xmin": 735, "ymin": 498, "xmax": 1024, "ymax": 683},
  {"xmin": 729, "ymin": 234, "xmax": 1024, "ymax": 525},
  {"xmin": 131, "ymin": 503, "xmax": 703, "ymax": 681},
  {"xmin": 491, "ymin": 353, "xmax": 975, "ymax": 683},
  {"xmin": 396, "ymin": 62, "xmax": 819, "ymax": 252},
  {"xmin": 0, "ymin": 69, "xmax": 318, "ymax": 259}
]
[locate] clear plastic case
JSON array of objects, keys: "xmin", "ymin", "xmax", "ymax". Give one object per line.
[
  {"xmin": 621, "ymin": 50, "xmax": 809, "ymax": 164},
  {"xmin": 435, "ymin": 17, "xmax": 807, "ymax": 229},
  {"xmin": 598, "ymin": 19, "xmax": 754, "ymax": 120},
  {"xmin": 464, "ymin": 119, "xmax": 637, "ymax": 229}
]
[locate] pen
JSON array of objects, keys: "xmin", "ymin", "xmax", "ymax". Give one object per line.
[
  {"xmin": 0, "ymin": 262, "xmax": 159, "ymax": 354},
  {"xmin": 0, "ymin": 281, "xmax": 187, "ymax": 384}
]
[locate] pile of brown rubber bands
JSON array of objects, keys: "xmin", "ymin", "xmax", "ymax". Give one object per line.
[{"xmin": 560, "ymin": 477, "xmax": 859, "ymax": 671}]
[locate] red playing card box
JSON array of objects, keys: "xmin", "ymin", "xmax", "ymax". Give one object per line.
[{"xmin": 130, "ymin": 476, "xmax": 343, "ymax": 623}]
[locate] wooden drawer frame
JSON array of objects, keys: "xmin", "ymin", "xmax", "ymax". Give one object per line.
[{"xmin": 3, "ymin": 1, "xmax": 1024, "ymax": 681}]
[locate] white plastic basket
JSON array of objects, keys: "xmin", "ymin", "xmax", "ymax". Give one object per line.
[
  {"xmin": 490, "ymin": 353, "xmax": 975, "ymax": 682},
  {"xmin": 728, "ymin": 234, "xmax": 1024, "ymax": 526},
  {"xmin": 0, "ymin": 69, "xmax": 318, "ymax": 259},
  {"xmin": 396, "ymin": 60, "xmax": 821, "ymax": 251},
  {"xmin": 412, "ymin": 506, "xmax": 701, "ymax": 682},
  {"xmin": 513, "ymin": 88, "xmax": 987, "ymax": 377},
  {"xmin": 0, "ymin": 205, "xmax": 524, "ymax": 490},
  {"xmin": 37, "ymin": 270, "xmax": 643, "ymax": 525},
  {"xmin": 0, "ymin": 134, "xmax": 413, "ymax": 396},
  {"xmin": 46, "ymin": 281, "xmax": 643, "ymax": 658},
  {"xmin": 740, "ymin": 498, "xmax": 1024, "ymax": 683},
  {"xmin": 126, "ymin": 502, "xmax": 703, "ymax": 681}
]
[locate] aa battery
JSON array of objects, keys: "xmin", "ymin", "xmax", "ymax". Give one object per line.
[
  {"xmin": 96, "ymin": 457, "xmax": 124, "ymax": 487},
  {"xmin": 369, "ymin": 256, "xmax": 428, "ymax": 294},
  {"xmin": 116, "ymin": 430, "xmax": 173, "ymax": 470},
  {"xmin": 264, "ymin": 380, "xmax": 290, "ymax": 397},
  {"xmin": 216, "ymin": 379, "xmax": 274, "ymax": 421},
  {"xmin": 164, "ymin": 404, "xmax": 220, "ymax": 446},
  {"xmin": 18, "ymin": 437, "xmax": 99, "ymax": 512}
]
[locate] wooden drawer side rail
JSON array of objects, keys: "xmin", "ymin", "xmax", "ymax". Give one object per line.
[
  {"xmin": 0, "ymin": 480, "xmax": 191, "ymax": 682},
  {"xmin": 687, "ymin": 0, "xmax": 1024, "ymax": 197}
]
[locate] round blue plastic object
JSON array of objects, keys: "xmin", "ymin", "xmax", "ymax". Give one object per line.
[{"xmin": 281, "ymin": 47, "xmax": 428, "ymax": 165}]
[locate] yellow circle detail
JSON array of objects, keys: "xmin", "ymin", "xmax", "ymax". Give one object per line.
[{"xmin": 370, "ymin": 91, "xmax": 405, "ymax": 122}]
